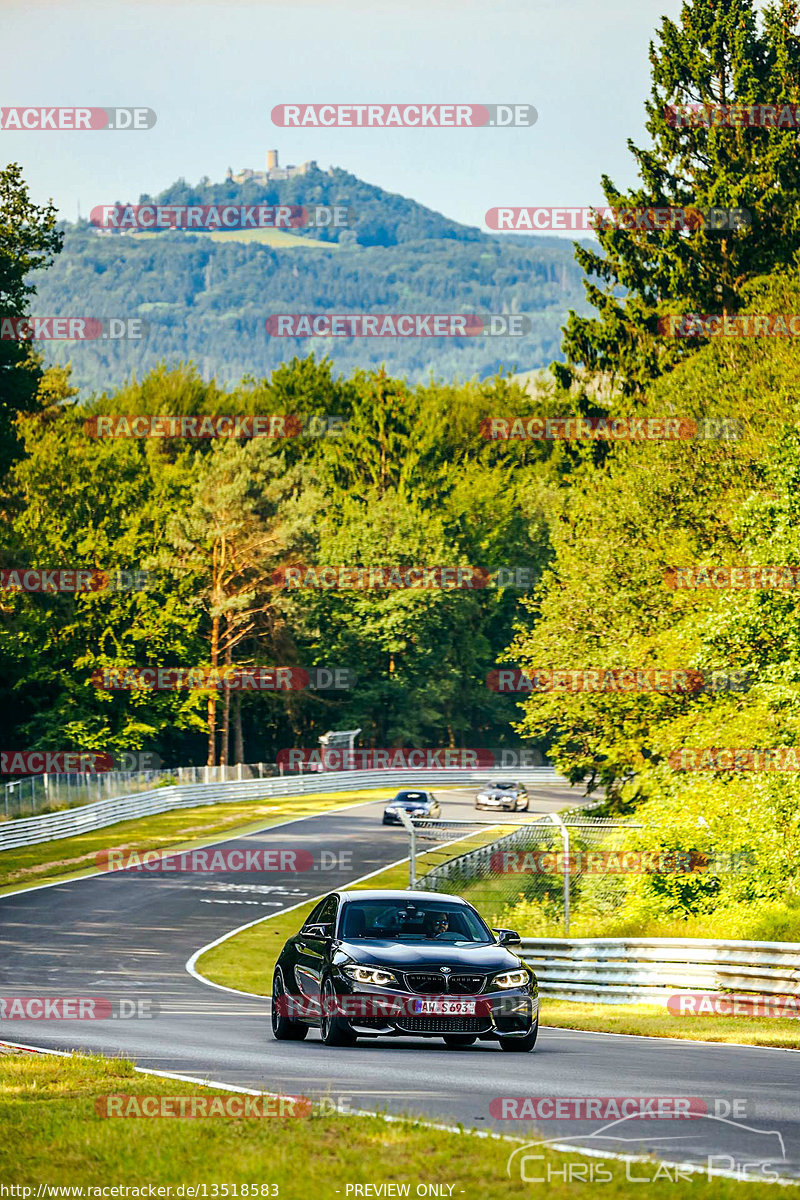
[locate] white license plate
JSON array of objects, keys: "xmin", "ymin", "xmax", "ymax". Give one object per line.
[{"xmin": 412, "ymin": 998, "xmax": 476, "ymax": 1015}]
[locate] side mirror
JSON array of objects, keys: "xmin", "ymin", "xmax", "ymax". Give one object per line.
[
  {"xmin": 303, "ymin": 922, "xmax": 333, "ymax": 938},
  {"xmin": 494, "ymin": 928, "xmax": 522, "ymax": 946}
]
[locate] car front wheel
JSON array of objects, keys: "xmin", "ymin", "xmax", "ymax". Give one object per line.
[
  {"xmin": 498, "ymin": 1020, "xmax": 538, "ymax": 1052},
  {"xmin": 320, "ymin": 977, "xmax": 357, "ymax": 1047},
  {"xmin": 271, "ymin": 970, "xmax": 308, "ymax": 1041}
]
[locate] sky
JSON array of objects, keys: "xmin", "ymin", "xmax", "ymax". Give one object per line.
[{"xmin": 1, "ymin": 0, "xmax": 688, "ymax": 238}]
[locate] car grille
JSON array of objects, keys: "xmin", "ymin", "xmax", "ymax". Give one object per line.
[
  {"xmin": 449, "ymin": 975, "xmax": 485, "ymax": 994},
  {"xmin": 404, "ymin": 973, "xmax": 486, "ymax": 994},
  {"xmin": 398, "ymin": 1016, "xmax": 491, "ymax": 1034},
  {"xmin": 405, "ymin": 974, "xmax": 447, "ymax": 993}
]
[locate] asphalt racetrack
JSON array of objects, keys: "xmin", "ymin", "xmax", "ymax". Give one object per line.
[{"xmin": 1, "ymin": 783, "xmax": 798, "ymax": 1182}]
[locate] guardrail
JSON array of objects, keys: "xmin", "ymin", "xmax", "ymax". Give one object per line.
[
  {"xmin": 517, "ymin": 937, "xmax": 800, "ymax": 1005},
  {"xmin": 0, "ymin": 767, "xmax": 564, "ymax": 852}
]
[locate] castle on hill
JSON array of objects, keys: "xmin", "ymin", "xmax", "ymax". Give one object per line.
[{"xmin": 226, "ymin": 150, "xmax": 318, "ymax": 185}]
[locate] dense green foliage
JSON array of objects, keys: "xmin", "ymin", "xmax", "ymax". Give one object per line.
[
  {"xmin": 33, "ymin": 221, "xmax": 587, "ymax": 393},
  {"xmin": 0, "ymin": 358, "xmax": 557, "ymax": 765},
  {"xmin": 0, "ymin": 163, "xmax": 63, "ymax": 475},
  {"xmin": 505, "ymin": 271, "xmax": 800, "ymax": 935},
  {"xmin": 559, "ymin": 0, "xmax": 800, "ymax": 394},
  {"xmin": 4, "ymin": 0, "xmax": 800, "ymax": 939},
  {"xmin": 152, "ymin": 164, "xmax": 483, "ymax": 248}
]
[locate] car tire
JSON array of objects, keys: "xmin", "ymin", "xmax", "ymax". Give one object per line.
[
  {"xmin": 320, "ymin": 976, "xmax": 357, "ymax": 1047},
  {"xmin": 498, "ymin": 1020, "xmax": 538, "ymax": 1053},
  {"xmin": 271, "ymin": 970, "xmax": 308, "ymax": 1041},
  {"xmin": 442, "ymin": 1035, "xmax": 477, "ymax": 1048}
]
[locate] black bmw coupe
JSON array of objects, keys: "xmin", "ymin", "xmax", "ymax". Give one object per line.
[{"xmin": 271, "ymin": 889, "xmax": 538, "ymax": 1051}]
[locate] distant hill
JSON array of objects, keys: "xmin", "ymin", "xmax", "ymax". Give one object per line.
[{"xmin": 32, "ymin": 166, "xmax": 592, "ymax": 393}]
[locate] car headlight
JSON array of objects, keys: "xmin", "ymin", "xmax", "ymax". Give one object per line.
[
  {"xmin": 384, "ymin": 807, "xmax": 398, "ymax": 813},
  {"xmin": 490, "ymin": 969, "xmax": 529, "ymax": 989},
  {"xmin": 342, "ymin": 965, "xmax": 397, "ymax": 986}
]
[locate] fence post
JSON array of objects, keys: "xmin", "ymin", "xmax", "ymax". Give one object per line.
[
  {"xmin": 549, "ymin": 812, "xmax": 570, "ymax": 936},
  {"xmin": 397, "ymin": 808, "xmax": 416, "ymax": 888}
]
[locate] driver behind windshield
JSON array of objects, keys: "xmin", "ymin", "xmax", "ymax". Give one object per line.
[
  {"xmin": 423, "ymin": 912, "xmax": 449, "ymax": 938},
  {"xmin": 341, "ymin": 900, "xmax": 492, "ymax": 943}
]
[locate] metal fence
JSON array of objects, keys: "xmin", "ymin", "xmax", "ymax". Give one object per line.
[
  {"xmin": 412, "ymin": 813, "xmax": 640, "ymax": 934},
  {"xmin": 516, "ymin": 937, "xmax": 800, "ymax": 1006},
  {"xmin": 1, "ymin": 762, "xmax": 285, "ymax": 821},
  {"xmin": 0, "ymin": 767, "xmax": 564, "ymax": 852}
]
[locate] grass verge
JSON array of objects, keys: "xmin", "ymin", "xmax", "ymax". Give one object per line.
[
  {"xmin": 196, "ymin": 859, "xmax": 800, "ymax": 1048},
  {"xmin": 0, "ymin": 790, "xmax": 395, "ymax": 894},
  {"xmin": 0, "ymin": 1051, "xmax": 784, "ymax": 1196}
]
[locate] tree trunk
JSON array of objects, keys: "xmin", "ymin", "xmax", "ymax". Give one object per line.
[
  {"xmin": 207, "ymin": 543, "xmax": 220, "ymax": 768},
  {"xmin": 233, "ymin": 693, "xmax": 244, "ymax": 764},
  {"xmin": 221, "ymin": 639, "xmax": 231, "ymax": 767}
]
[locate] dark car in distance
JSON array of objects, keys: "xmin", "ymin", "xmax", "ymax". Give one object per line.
[
  {"xmin": 382, "ymin": 790, "xmax": 441, "ymax": 825},
  {"xmin": 271, "ymin": 889, "xmax": 538, "ymax": 1051},
  {"xmin": 475, "ymin": 781, "xmax": 529, "ymax": 812}
]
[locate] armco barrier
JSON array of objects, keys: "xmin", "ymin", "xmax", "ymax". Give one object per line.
[
  {"xmin": 517, "ymin": 937, "xmax": 800, "ymax": 1006},
  {"xmin": 0, "ymin": 767, "xmax": 563, "ymax": 852}
]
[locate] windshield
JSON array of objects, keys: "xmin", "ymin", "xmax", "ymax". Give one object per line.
[
  {"xmin": 339, "ymin": 899, "xmax": 493, "ymax": 943},
  {"xmin": 493, "ymin": 783, "xmax": 516, "ymax": 790},
  {"xmin": 393, "ymin": 792, "xmax": 427, "ymax": 804}
]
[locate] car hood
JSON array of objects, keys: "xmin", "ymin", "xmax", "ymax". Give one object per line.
[{"xmin": 338, "ymin": 939, "xmax": 523, "ymax": 972}]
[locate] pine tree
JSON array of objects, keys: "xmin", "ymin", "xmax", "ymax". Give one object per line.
[
  {"xmin": 0, "ymin": 164, "xmax": 63, "ymax": 474},
  {"xmin": 556, "ymin": 0, "xmax": 800, "ymax": 395}
]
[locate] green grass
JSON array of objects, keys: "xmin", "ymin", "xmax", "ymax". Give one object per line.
[
  {"xmin": 0, "ymin": 1052, "xmax": 785, "ymax": 1196},
  {"xmin": 540, "ymin": 999, "xmax": 799, "ymax": 1049},
  {"xmin": 482, "ymin": 894, "xmax": 800, "ymax": 942},
  {"xmin": 197, "ymin": 857, "xmax": 800, "ymax": 1048},
  {"xmin": 128, "ymin": 228, "xmax": 337, "ymax": 248},
  {"xmin": 0, "ymin": 790, "xmax": 395, "ymax": 894}
]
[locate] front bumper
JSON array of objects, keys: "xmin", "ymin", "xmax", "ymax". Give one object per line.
[{"xmin": 331, "ymin": 977, "xmax": 538, "ymax": 1039}]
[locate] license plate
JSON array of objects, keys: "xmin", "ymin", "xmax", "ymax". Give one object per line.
[{"xmin": 412, "ymin": 998, "xmax": 476, "ymax": 1015}]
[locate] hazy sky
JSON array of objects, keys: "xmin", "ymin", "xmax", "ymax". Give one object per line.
[{"xmin": 2, "ymin": 0, "xmax": 686, "ymax": 238}]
